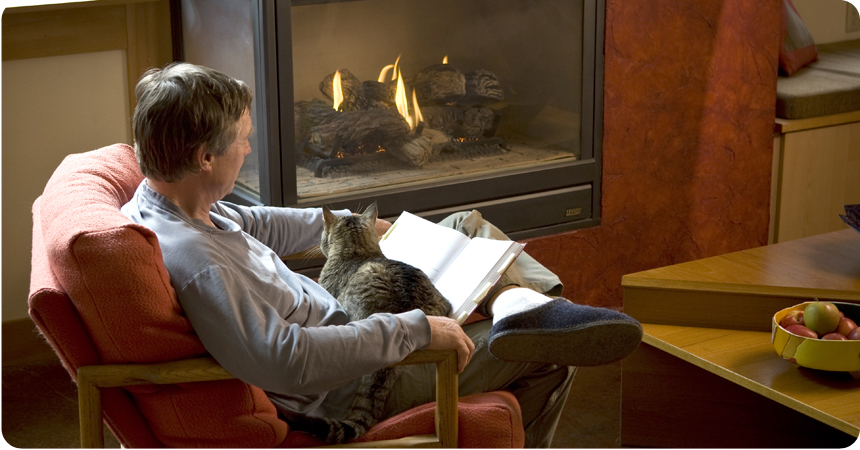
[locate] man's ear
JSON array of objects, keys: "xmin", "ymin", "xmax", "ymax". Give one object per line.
[{"xmin": 197, "ymin": 145, "xmax": 214, "ymax": 172}]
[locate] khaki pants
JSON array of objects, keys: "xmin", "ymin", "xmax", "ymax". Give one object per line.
[{"xmin": 440, "ymin": 210, "xmax": 564, "ymax": 303}]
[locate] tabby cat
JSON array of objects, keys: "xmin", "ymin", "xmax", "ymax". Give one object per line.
[{"xmin": 289, "ymin": 202, "xmax": 451, "ymax": 444}]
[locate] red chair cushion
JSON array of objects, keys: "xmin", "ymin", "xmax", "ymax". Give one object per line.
[
  {"xmin": 30, "ymin": 196, "xmax": 163, "ymax": 447},
  {"xmin": 280, "ymin": 392, "xmax": 524, "ymax": 448},
  {"xmin": 359, "ymin": 391, "xmax": 525, "ymax": 448}
]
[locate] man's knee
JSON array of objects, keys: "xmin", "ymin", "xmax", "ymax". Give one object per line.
[{"xmin": 437, "ymin": 210, "xmax": 479, "ymax": 231}]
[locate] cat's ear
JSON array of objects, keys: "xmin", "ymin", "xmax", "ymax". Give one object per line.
[
  {"xmin": 363, "ymin": 202, "xmax": 379, "ymax": 224},
  {"xmin": 322, "ymin": 204, "xmax": 336, "ymax": 225}
]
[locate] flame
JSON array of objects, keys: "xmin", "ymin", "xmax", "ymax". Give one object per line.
[
  {"xmin": 332, "ymin": 70, "xmax": 343, "ymax": 111},
  {"xmin": 442, "ymin": 55, "xmax": 448, "ymax": 64},
  {"xmin": 378, "ymin": 54, "xmax": 403, "ymax": 82},
  {"xmin": 391, "ymin": 54, "xmax": 401, "ymax": 81},
  {"xmin": 412, "ymin": 89, "xmax": 423, "ymax": 124},
  {"xmin": 394, "ymin": 69, "xmax": 412, "ymax": 128},
  {"xmin": 377, "ymin": 64, "xmax": 394, "ymax": 83},
  {"xmin": 394, "ymin": 68, "xmax": 423, "ymax": 130}
]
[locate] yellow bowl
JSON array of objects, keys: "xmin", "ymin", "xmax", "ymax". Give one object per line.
[{"xmin": 772, "ymin": 301, "xmax": 860, "ymax": 372}]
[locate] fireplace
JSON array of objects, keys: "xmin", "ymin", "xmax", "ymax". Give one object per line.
[{"xmin": 179, "ymin": 0, "xmax": 603, "ymax": 241}]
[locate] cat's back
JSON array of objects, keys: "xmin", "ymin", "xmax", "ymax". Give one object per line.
[{"xmin": 342, "ymin": 256, "xmax": 451, "ymax": 319}]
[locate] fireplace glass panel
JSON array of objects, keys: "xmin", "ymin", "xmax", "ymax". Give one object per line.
[
  {"xmin": 181, "ymin": 0, "xmax": 264, "ymax": 200},
  {"xmin": 180, "ymin": 0, "xmax": 601, "ymax": 239},
  {"xmin": 290, "ymin": 0, "xmax": 584, "ymax": 200}
]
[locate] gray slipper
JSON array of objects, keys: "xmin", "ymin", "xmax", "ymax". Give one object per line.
[{"xmin": 488, "ymin": 298, "xmax": 643, "ymax": 367}]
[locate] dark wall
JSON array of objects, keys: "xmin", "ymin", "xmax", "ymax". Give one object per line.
[{"xmin": 523, "ymin": 0, "xmax": 781, "ymax": 310}]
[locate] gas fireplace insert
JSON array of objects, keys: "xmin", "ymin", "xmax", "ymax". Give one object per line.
[{"xmin": 179, "ymin": 0, "xmax": 603, "ymax": 241}]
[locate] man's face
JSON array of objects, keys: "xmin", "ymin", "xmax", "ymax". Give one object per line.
[{"xmin": 211, "ymin": 109, "xmax": 253, "ymax": 198}]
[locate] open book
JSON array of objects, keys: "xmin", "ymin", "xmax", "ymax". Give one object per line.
[{"xmin": 379, "ymin": 211, "xmax": 525, "ymax": 324}]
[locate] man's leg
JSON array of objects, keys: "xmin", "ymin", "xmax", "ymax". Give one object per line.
[
  {"xmin": 382, "ymin": 319, "xmax": 575, "ymax": 448},
  {"xmin": 437, "ymin": 210, "xmax": 643, "ymax": 367},
  {"xmin": 437, "ymin": 210, "xmax": 564, "ymax": 299}
]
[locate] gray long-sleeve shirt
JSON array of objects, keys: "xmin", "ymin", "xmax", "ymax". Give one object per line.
[{"xmin": 121, "ymin": 181, "xmax": 431, "ymax": 416}]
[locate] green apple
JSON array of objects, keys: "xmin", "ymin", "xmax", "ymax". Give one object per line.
[{"xmin": 803, "ymin": 301, "xmax": 841, "ymax": 336}]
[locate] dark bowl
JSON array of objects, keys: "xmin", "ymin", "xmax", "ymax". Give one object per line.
[{"xmin": 840, "ymin": 204, "xmax": 860, "ymax": 235}]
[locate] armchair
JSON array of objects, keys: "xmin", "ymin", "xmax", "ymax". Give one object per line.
[{"xmin": 28, "ymin": 144, "xmax": 525, "ymax": 448}]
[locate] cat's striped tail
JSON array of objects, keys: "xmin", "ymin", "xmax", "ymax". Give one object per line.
[{"xmin": 288, "ymin": 367, "xmax": 399, "ymax": 444}]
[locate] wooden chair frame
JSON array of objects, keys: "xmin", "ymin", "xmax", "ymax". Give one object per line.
[{"xmin": 77, "ymin": 349, "xmax": 458, "ymax": 448}]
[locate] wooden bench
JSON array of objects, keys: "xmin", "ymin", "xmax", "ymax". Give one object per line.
[{"xmin": 770, "ymin": 40, "xmax": 860, "ymax": 243}]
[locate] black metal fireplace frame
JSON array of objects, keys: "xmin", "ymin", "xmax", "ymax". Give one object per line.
[{"xmin": 184, "ymin": 0, "xmax": 604, "ymax": 241}]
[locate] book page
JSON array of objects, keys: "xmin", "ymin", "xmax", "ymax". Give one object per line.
[
  {"xmin": 378, "ymin": 212, "xmax": 471, "ymax": 282},
  {"xmin": 434, "ymin": 237, "xmax": 515, "ymax": 313}
]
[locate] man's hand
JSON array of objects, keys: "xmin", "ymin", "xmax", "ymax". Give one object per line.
[
  {"xmin": 375, "ymin": 218, "xmax": 392, "ymax": 237},
  {"xmin": 425, "ymin": 316, "xmax": 475, "ymax": 372},
  {"xmin": 352, "ymin": 212, "xmax": 391, "ymax": 237}
]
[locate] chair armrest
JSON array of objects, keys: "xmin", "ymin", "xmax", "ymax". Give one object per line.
[
  {"xmin": 77, "ymin": 349, "xmax": 458, "ymax": 448},
  {"xmin": 395, "ymin": 350, "xmax": 459, "ymax": 448},
  {"xmin": 76, "ymin": 357, "xmax": 233, "ymax": 387}
]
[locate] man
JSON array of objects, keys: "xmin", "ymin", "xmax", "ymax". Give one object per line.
[{"xmin": 122, "ymin": 62, "xmax": 642, "ymax": 447}]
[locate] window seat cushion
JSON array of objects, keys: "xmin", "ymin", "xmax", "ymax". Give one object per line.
[{"xmin": 776, "ymin": 39, "xmax": 860, "ymax": 119}]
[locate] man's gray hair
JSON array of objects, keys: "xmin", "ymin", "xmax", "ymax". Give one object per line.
[{"xmin": 132, "ymin": 62, "xmax": 253, "ymax": 182}]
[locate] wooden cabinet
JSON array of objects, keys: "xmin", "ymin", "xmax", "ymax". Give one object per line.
[{"xmin": 771, "ymin": 111, "xmax": 860, "ymax": 243}]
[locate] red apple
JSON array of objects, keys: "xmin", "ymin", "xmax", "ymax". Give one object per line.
[
  {"xmin": 803, "ymin": 301, "xmax": 841, "ymax": 336},
  {"xmin": 786, "ymin": 324, "xmax": 818, "ymax": 339},
  {"xmin": 848, "ymin": 328, "xmax": 860, "ymax": 341},
  {"xmin": 822, "ymin": 332, "xmax": 848, "ymax": 340},
  {"xmin": 779, "ymin": 310, "xmax": 805, "ymax": 329},
  {"xmin": 836, "ymin": 316, "xmax": 858, "ymax": 336}
]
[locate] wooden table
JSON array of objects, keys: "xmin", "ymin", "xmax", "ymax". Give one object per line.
[{"xmin": 620, "ymin": 229, "xmax": 860, "ymax": 448}]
